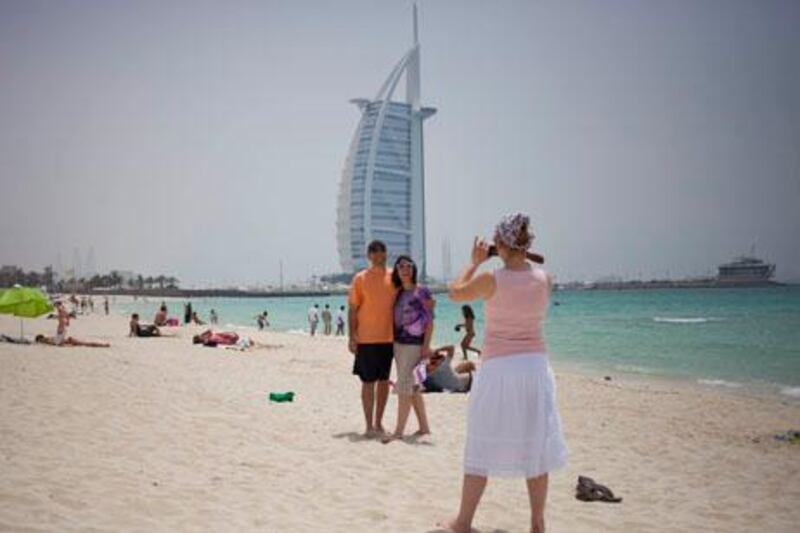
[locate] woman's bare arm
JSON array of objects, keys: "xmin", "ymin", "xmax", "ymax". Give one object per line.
[{"xmin": 448, "ymin": 237, "xmax": 496, "ymax": 301}]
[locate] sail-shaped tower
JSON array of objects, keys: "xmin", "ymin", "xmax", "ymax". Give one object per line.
[{"xmin": 336, "ymin": 4, "xmax": 436, "ymax": 277}]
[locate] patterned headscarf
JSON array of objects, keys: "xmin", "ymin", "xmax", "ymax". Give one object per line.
[{"xmin": 495, "ymin": 212, "xmax": 533, "ymax": 250}]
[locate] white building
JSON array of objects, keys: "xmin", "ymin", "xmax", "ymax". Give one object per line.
[{"xmin": 336, "ymin": 4, "xmax": 436, "ymax": 277}]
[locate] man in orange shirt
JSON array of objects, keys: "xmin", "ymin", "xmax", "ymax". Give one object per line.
[{"xmin": 349, "ymin": 240, "xmax": 397, "ymax": 436}]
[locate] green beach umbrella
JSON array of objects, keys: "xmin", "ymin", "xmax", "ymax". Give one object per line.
[{"xmin": 0, "ymin": 285, "xmax": 54, "ymax": 339}]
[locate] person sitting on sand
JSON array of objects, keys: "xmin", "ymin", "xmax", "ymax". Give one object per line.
[
  {"xmin": 35, "ymin": 334, "xmax": 110, "ymax": 348},
  {"xmin": 455, "ymin": 305, "xmax": 482, "ymax": 360},
  {"xmin": 129, "ymin": 313, "xmax": 161, "ymax": 338},
  {"xmin": 192, "ymin": 329, "xmax": 239, "ymax": 346},
  {"xmin": 154, "ymin": 305, "xmax": 168, "ymax": 326},
  {"xmin": 423, "ymin": 345, "xmax": 477, "ymax": 393},
  {"xmin": 191, "ymin": 311, "xmax": 205, "ymax": 325}
]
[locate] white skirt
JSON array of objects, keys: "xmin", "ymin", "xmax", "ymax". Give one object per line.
[{"xmin": 464, "ymin": 352, "xmax": 568, "ymax": 478}]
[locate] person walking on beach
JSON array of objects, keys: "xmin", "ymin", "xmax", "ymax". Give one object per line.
[
  {"xmin": 455, "ymin": 305, "xmax": 481, "ymax": 360},
  {"xmin": 322, "ymin": 304, "xmax": 333, "ymax": 335},
  {"xmin": 335, "ymin": 305, "xmax": 346, "ymax": 336},
  {"xmin": 349, "ymin": 240, "xmax": 396, "ymax": 436},
  {"xmin": 441, "ymin": 213, "xmax": 567, "ymax": 533},
  {"xmin": 55, "ymin": 301, "xmax": 70, "ymax": 345},
  {"xmin": 383, "ymin": 255, "xmax": 433, "ymax": 443},
  {"xmin": 184, "ymin": 302, "xmax": 192, "ymax": 325},
  {"xmin": 103, "ymin": 297, "xmax": 109, "ymax": 316},
  {"xmin": 308, "ymin": 304, "xmax": 320, "ymax": 336},
  {"xmin": 209, "ymin": 309, "xmax": 218, "ymax": 325}
]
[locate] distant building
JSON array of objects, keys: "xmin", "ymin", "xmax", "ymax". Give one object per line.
[{"xmin": 336, "ymin": 4, "xmax": 436, "ymax": 277}]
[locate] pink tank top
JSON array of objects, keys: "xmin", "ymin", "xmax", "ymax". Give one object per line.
[{"xmin": 482, "ymin": 267, "xmax": 550, "ymax": 359}]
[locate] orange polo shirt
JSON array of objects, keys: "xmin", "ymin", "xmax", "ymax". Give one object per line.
[{"xmin": 348, "ymin": 267, "xmax": 396, "ymax": 344}]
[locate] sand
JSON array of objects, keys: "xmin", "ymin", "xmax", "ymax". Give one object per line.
[{"xmin": 1, "ymin": 310, "xmax": 798, "ymax": 532}]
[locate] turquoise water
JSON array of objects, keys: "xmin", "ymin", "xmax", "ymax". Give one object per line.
[{"xmin": 117, "ymin": 286, "xmax": 800, "ymax": 394}]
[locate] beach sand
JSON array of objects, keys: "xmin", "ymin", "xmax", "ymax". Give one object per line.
[{"xmin": 1, "ymin": 311, "xmax": 798, "ymax": 532}]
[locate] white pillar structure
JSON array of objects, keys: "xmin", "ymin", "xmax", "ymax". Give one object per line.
[{"xmin": 336, "ymin": 4, "xmax": 436, "ymax": 277}]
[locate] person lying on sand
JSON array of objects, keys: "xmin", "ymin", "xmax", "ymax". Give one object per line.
[
  {"xmin": 192, "ymin": 330, "xmax": 239, "ymax": 346},
  {"xmin": 35, "ymin": 334, "xmax": 110, "ymax": 348},
  {"xmin": 1, "ymin": 334, "xmax": 32, "ymax": 344},
  {"xmin": 423, "ymin": 345, "xmax": 477, "ymax": 393},
  {"xmin": 223, "ymin": 336, "xmax": 283, "ymax": 352},
  {"xmin": 129, "ymin": 313, "xmax": 161, "ymax": 338}
]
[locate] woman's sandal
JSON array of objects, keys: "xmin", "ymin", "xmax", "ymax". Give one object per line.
[{"xmin": 576, "ymin": 476, "xmax": 623, "ymax": 503}]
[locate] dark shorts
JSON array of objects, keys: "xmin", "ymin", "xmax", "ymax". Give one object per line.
[{"xmin": 352, "ymin": 343, "xmax": 393, "ymax": 383}]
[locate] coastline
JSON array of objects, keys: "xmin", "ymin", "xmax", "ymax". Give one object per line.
[
  {"xmin": 1, "ymin": 311, "xmax": 798, "ymax": 532},
  {"xmin": 60, "ymin": 280, "xmax": 799, "ymax": 300}
]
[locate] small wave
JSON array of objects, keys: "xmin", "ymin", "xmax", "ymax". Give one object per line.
[
  {"xmin": 287, "ymin": 329, "xmax": 309, "ymax": 336},
  {"xmin": 653, "ymin": 317, "xmax": 718, "ymax": 324},
  {"xmin": 613, "ymin": 364, "xmax": 656, "ymax": 375},
  {"xmin": 780, "ymin": 387, "xmax": 800, "ymax": 398},
  {"xmin": 698, "ymin": 378, "xmax": 743, "ymax": 388}
]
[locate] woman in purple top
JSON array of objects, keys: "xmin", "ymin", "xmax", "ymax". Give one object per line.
[{"xmin": 383, "ymin": 255, "xmax": 434, "ymax": 443}]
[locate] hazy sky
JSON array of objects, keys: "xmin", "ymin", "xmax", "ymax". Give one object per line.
[{"xmin": 1, "ymin": 0, "xmax": 798, "ymax": 286}]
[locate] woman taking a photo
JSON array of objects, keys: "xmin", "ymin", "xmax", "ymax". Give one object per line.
[
  {"xmin": 442, "ymin": 213, "xmax": 567, "ymax": 533},
  {"xmin": 383, "ymin": 255, "xmax": 433, "ymax": 442}
]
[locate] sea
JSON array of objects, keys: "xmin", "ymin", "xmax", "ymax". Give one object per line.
[{"xmin": 116, "ymin": 286, "xmax": 800, "ymax": 398}]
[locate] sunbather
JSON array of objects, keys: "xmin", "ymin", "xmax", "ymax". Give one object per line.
[
  {"xmin": 0, "ymin": 334, "xmax": 31, "ymax": 344},
  {"xmin": 35, "ymin": 334, "xmax": 110, "ymax": 348},
  {"xmin": 192, "ymin": 329, "xmax": 239, "ymax": 346}
]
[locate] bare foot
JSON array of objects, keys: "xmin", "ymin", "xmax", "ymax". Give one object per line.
[
  {"xmin": 374, "ymin": 425, "xmax": 387, "ymax": 435},
  {"xmin": 437, "ymin": 518, "xmax": 471, "ymax": 533},
  {"xmin": 381, "ymin": 433, "xmax": 402, "ymax": 444},
  {"xmin": 414, "ymin": 429, "xmax": 431, "ymax": 437}
]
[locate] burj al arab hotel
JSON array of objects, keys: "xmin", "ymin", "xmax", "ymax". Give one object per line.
[{"xmin": 336, "ymin": 4, "xmax": 436, "ymax": 277}]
